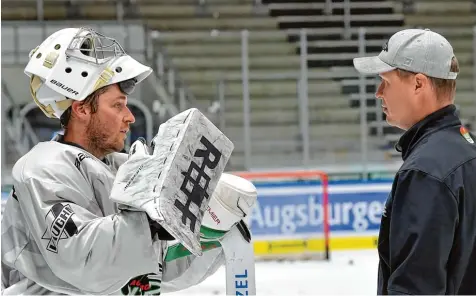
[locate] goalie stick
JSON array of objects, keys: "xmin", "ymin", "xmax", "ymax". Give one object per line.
[{"xmin": 220, "ymin": 221, "xmax": 256, "ymax": 296}]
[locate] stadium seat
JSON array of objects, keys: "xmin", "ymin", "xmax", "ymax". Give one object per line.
[{"xmin": 2, "ymin": 0, "xmax": 474, "ymax": 169}]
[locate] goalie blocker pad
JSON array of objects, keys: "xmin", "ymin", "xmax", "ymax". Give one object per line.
[{"xmin": 112, "ymin": 108, "xmax": 234, "ymax": 256}]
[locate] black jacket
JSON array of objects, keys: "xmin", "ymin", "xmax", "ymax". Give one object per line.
[{"xmin": 377, "ymin": 104, "xmax": 476, "ymax": 295}]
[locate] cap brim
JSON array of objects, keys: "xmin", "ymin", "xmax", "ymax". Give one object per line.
[{"xmin": 353, "ymin": 56, "xmax": 396, "ymax": 75}]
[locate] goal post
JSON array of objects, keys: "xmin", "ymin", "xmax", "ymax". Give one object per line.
[{"xmin": 234, "ymin": 170, "xmax": 330, "ymax": 261}]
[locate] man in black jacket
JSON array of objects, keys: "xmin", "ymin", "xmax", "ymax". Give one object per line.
[{"xmin": 353, "ymin": 28, "xmax": 476, "ymax": 294}]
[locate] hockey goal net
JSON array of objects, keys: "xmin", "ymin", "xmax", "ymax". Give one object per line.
[{"xmin": 234, "ymin": 170, "xmax": 330, "ymax": 261}]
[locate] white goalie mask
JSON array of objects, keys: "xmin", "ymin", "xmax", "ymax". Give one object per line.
[{"xmin": 24, "ymin": 27, "xmax": 153, "ymax": 119}]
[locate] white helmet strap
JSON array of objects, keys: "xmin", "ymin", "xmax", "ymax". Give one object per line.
[{"xmin": 30, "ymin": 75, "xmax": 73, "ymax": 118}]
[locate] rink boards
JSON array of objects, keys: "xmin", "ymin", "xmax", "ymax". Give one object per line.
[
  {"xmin": 247, "ymin": 180, "xmax": 391, "ymax": 256},
  {"xmin": 1, "ymin": 180, "xmax": 392, "ymax": 255}
]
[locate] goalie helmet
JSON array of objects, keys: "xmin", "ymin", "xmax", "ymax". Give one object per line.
[{"xmin": 24, "ymin": 27, "xmax": 152, "ymax": 119}]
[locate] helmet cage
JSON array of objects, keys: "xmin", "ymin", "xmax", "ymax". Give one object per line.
[{"xmin": 66, "ymin": 27, "xmax": 127, "ymax": 65}]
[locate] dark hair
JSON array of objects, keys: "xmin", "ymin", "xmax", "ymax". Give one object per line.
[{"xmin": 60, "ymin": 85, "xmax": 111, "ymax": 129}]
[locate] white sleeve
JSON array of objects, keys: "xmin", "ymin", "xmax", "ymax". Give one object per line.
[
  {"xmin": 13, "ymin": 176, "xmax": 160, "ymax": 295},
  {"xmin": 160, "ymin": 239, "xmax": 225, "ymax": 293}
]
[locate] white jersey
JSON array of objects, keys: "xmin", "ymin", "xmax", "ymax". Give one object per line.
[{"xmin": 1, "ymin": 136, "xmax": 224, "ymax": 295}]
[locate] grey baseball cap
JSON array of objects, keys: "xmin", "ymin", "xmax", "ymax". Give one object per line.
[{"xmin": 353, "ymin": 28, "xmax": 458, "ymax": 80}]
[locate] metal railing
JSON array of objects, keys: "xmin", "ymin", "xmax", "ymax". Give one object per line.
[
  {"xmin": 1, "ymin": 21, "xmax": 167, "ymax": 157},
  {"xmin": 199, "ymin": 28, "xmax": 390, "ymax": 169},
  {"xmin": 202, "ymin": 23, "xmax": 475, "ymax": 171},
  {"xmin": 146, "ymin": 32, "xmax": 221, "ymax": 129},
  {"xmin": 1, "ymin": 20, "xmax": 147, "ymax": 64},
  {"xmin": 148, "ymin": 32, "xmax": 209, "ymax": 114},
  {"xmin": 2, "ymin": 1, "xmax": 475, "ymax": 176},
  {"xmin": 2, "ymin": 0, "xmax": 391, "ymax": 117},
  {"xmin": 1, "ymin": 79, "xmax": 39, "ymax": 161},
  {"xmin": 1, "ymin": 20, "xmax": 185, "ymax": 131}
]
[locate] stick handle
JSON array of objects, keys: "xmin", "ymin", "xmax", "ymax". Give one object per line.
[{"xmin": 220, "ymin": 225, "xmax": 256, "ymax": 295}]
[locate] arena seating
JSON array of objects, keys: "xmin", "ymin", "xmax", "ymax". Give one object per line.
[
  {"xmin": 142, "ymin": 0, "xmax": 408, "ymax": 168},
  {"xmin": 1, "ymin": 0, "xmax": 475, "ymax": 170},
  {"xmin": 400, "ymin": 0, "xmax": 475, "ymax": 120}
]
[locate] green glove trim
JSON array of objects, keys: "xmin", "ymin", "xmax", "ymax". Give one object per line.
[
  {"xmin": 200, "ymin": 225, "xmax": 228, "ymax": 240},
  {"xmin": 165, "ymin": 241, "xmax": 221, "ymax": 262}
]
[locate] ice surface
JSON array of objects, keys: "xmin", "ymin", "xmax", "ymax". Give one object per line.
[{"xmin": 167, "ymin": 250, "xmax": 379, "ymax": 295}]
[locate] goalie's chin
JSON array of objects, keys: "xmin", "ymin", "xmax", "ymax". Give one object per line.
[
  {"xmin": 117, "ymin": 141, "xmax": 127, "ymax": 153},
  {"xmin": 104, "ymin": 140, "xmax": 127, "ymax": 155}
]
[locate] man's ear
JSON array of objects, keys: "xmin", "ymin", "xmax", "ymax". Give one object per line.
[
  {"xmin": 414, "ymin": 73, "xmax": 430, "ymax": 95},
  {"xmin": 70, "ymin": 101, "xmax": 90, "ymax": 122}
]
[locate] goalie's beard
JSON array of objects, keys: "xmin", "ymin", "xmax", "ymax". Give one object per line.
[{"xmin": 86, "ymin": 112, "xmax": 125, "ymax": 158}]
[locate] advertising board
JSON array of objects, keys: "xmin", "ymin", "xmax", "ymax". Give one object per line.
[{"xmin": 248, "ymin": 181, "xmax": 391, "ymax": 254}]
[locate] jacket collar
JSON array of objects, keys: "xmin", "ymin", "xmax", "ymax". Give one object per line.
[{"xmin": 396, "ymin": 104, "xmax": 461, "ymax": 160}]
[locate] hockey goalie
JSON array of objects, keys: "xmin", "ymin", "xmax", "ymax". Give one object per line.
[{"xmin": 1, "ymin": 27, "xmax": 257, "ymax": 295}]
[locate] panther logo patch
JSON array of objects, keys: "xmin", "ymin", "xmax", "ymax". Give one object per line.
[{"xmin": 121, "ymin": 269, "xmax": 162, "ymax": 295}]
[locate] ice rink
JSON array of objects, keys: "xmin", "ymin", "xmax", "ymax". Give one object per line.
[{"xmin": 168, "ymin": 249, "xmax": 379, "ymax": 295}]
